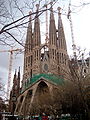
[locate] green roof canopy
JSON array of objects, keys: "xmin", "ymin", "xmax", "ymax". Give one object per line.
[
  {"xmin": 28, "ymin": 74, "xmax": 64, "ymax": 85},
  {"xmin": 24, "ymin": 73, "xmax": 64, "ymax": 89}
]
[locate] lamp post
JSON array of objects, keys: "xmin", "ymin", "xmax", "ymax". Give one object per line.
[{"xmin": 12, "ymin": 95, "xmax": 17, "ymax": 118}]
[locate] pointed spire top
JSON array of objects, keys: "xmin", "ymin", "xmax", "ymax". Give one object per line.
[
  {"xmin": 36, "ymin": 4, "xmax": 39, "ymax": 11},
  {"xmin": 58, "ymin": 7, "xmax": 61, "ymax": 14},
  {"xmin": 58, "ymin": 7, "xmax": 62, "ymax": 28},
  {"xmin": 15, "ymin": 69, "xmax": 17, "ymax": 76},
  {"xmin": 50, "ymin": 2, "xmax": 54, "ymax": 20},
  {"xmin": 33, "ymin": 4, "xmax": 41, "ymax": 47},
  {"xmin": 29, "ymin": 11, "xmax": 32, "ymax": 15},
  {"xmin": 28, "ymin": 11, "xmax": 32, "ymax": 25},
  {"xmin": 18, "ymin": 66, "xmax": 20, "ymax": 73},
  {"xmin": 50, "ymin": 2, "xmax": 53, "ymax": 11},
  {"xmin": 29, "ymin": 11, "xmax": 32, "ymax": 19},
  {"xmin": 18, "ymin": 67, "xmax": 20, "ymax": 76},
  {"xmin": 13, "ymin": 69, "xmax": 17, "ymax": 84},
  {"xmin": 58, "ymin": 7, "xmax": 67, "ymax": 50},
  {"xmin": 18, "ymin": 66, "xmax": 20, "ymax": 79},
  {"xmin": 50, "ymin": 1, "xmax": 53, "ymax": 6}
]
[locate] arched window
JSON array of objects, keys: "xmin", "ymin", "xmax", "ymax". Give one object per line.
[{"xmin": 36, "ymin": 81, "xmax": 49, "ymax": 94}]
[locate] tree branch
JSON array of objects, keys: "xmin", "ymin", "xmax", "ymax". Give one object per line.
[{"xmin": 5, "ymin": 31, "xmax": 24, "ymax": 47}]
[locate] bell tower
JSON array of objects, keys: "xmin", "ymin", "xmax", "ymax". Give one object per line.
[
  {"xmin": 32, "ymin": 4, "xmax": 41, "ymax": 75},
  {"xmin": 22, "ymin": 4, "xmax": 41, "ymax": 90},
  {"xmin": 23, "ymin": 11, "xmax": 33, "ymax": 88},
  {"xmin": 57, "ymin": 7, "xmax": 69, "ymax": 76},
  {"xmin": 48, "ymin": 2, "xmax": 58, "ymax": 74},
  {"xmin": 22, "ymin": 4, "xmax": 69, "ymax": 90}
]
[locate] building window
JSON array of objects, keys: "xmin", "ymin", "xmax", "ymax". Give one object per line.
[
  {"xmin": 31, "ymin": 55, "xmax": 32, "ymax": 66},
  {"xmin": 60, "ymin": 53, "xmax": 61, "ymax": 63},
  {"xmin": 84, "ymin": 69, "xmax": 86, "ymax": 73},
  {"xmin": 30, "ymin": 69, "xmax": 32, "ymax": 78},
  {"xmin": 20, "ymin": 96, "xmax": 24, "ymax": 103},
  {"xmin": 28, "ymin": 90, "xmax": 33, "ymax": 96},
  {"xmin": 37, "ymin": 50, "xmax": 38, "ymax": 60}
]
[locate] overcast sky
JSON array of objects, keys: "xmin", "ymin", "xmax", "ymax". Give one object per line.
[{"xmin": 0, "ymin": 0, "xmax": 90, "ymax": 95}]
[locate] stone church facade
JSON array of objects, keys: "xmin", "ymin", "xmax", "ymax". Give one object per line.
[{"xmin": 10, "ymin": 3, "xmax": 70, "ymax": 116}]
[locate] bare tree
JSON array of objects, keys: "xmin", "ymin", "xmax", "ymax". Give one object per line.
[
  {"xmin": 28, "ymin": 87, "xmax": 63, "ymax": 118},
  {"xmin": 0, "ymin": 78, "xmax": 8, "ymax": 101},
  {"xmin": 63, "ymin": 51, "xmax": 90, "ymax": 119},
  {"xmin": 0, "ymin": 0, "xmax": 58, "ymax": 47},
  {"xmin": 0, "ymin": 0, "xmax": 90, "ymax": 47}
]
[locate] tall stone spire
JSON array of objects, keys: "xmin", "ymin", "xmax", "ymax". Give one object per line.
[
  {"xmin": 23, "ymin": 12, "xmax": 33, "ymax": 87},
  {"xmin": 58, "ymin": 7, "xmax": 67, "ymax": 50},
  {"xmin": 25, "ymin": 11, "xmax": 32, "ymax": 53},
  {"xmin": 48, "ymin": 2, "xmax": 58, "ymax": 75},
  {"xmin": 9, "ymin": 69, "xmax": 20, "ymax": 114},
  {"xmin": 13, "ymin": 69, "xmax": 17, "ymax": 86},
  {"xmin": 12, "ymin": 69, "xmax": 20, "ymax": 96},
  {"xmin": 49, "ymin": 2, "xmax": 57, "ymax": 46},
  {"xmin": 18, "ymin": 66, "xmax": 20, "ymax": 80},
  {"xmin": 33, "ymin": 4, "xmax": 41, "ymax": 47},
  {"xmin": 17, "ymin": 67, "xmax": 20, "ymax": 94},
  {"xmin": 57, "ymin": 7, "xmax": 69, "ymax": 75}
]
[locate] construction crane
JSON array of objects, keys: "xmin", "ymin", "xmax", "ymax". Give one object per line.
[
  {"xmin": 0, "ymin": 48, "xmax": 23, "ymax": 100},
  {"xmin": 44, "ymin": 1, "xmax": 55, "ymax": 44},
  {"xmin": 45, "ymin": 1, "xmax": 49, "ymax": 44},
  {"xmin": 43, "ymin": 0, "xmax": 50, "ymax": 44},
  {"xmin": 67, "ymin": 1, "xmax": 77, "ymax": 61}
]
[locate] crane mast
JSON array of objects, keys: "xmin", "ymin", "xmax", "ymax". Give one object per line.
[
  {"xmin": 0, "ymin": 48, "xmax": 23, "ymax": 100},
  {"xmin": 45, "ymin": 4, "xmax": 48, "ymax": 44},
  {"xmin": 44, "ymin": 1, "xmax": 55, "ymax": 44},
  {"xmin": 44, "ymin": 1, "xmax": 49, "ymax": 44},
  {"xmin": 7, "ymin": 51, "xmax": 13, "ymax": 99},
  {"xmin": 67, "ymin": 2, "xmax": 77, "ymax": 60}
]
